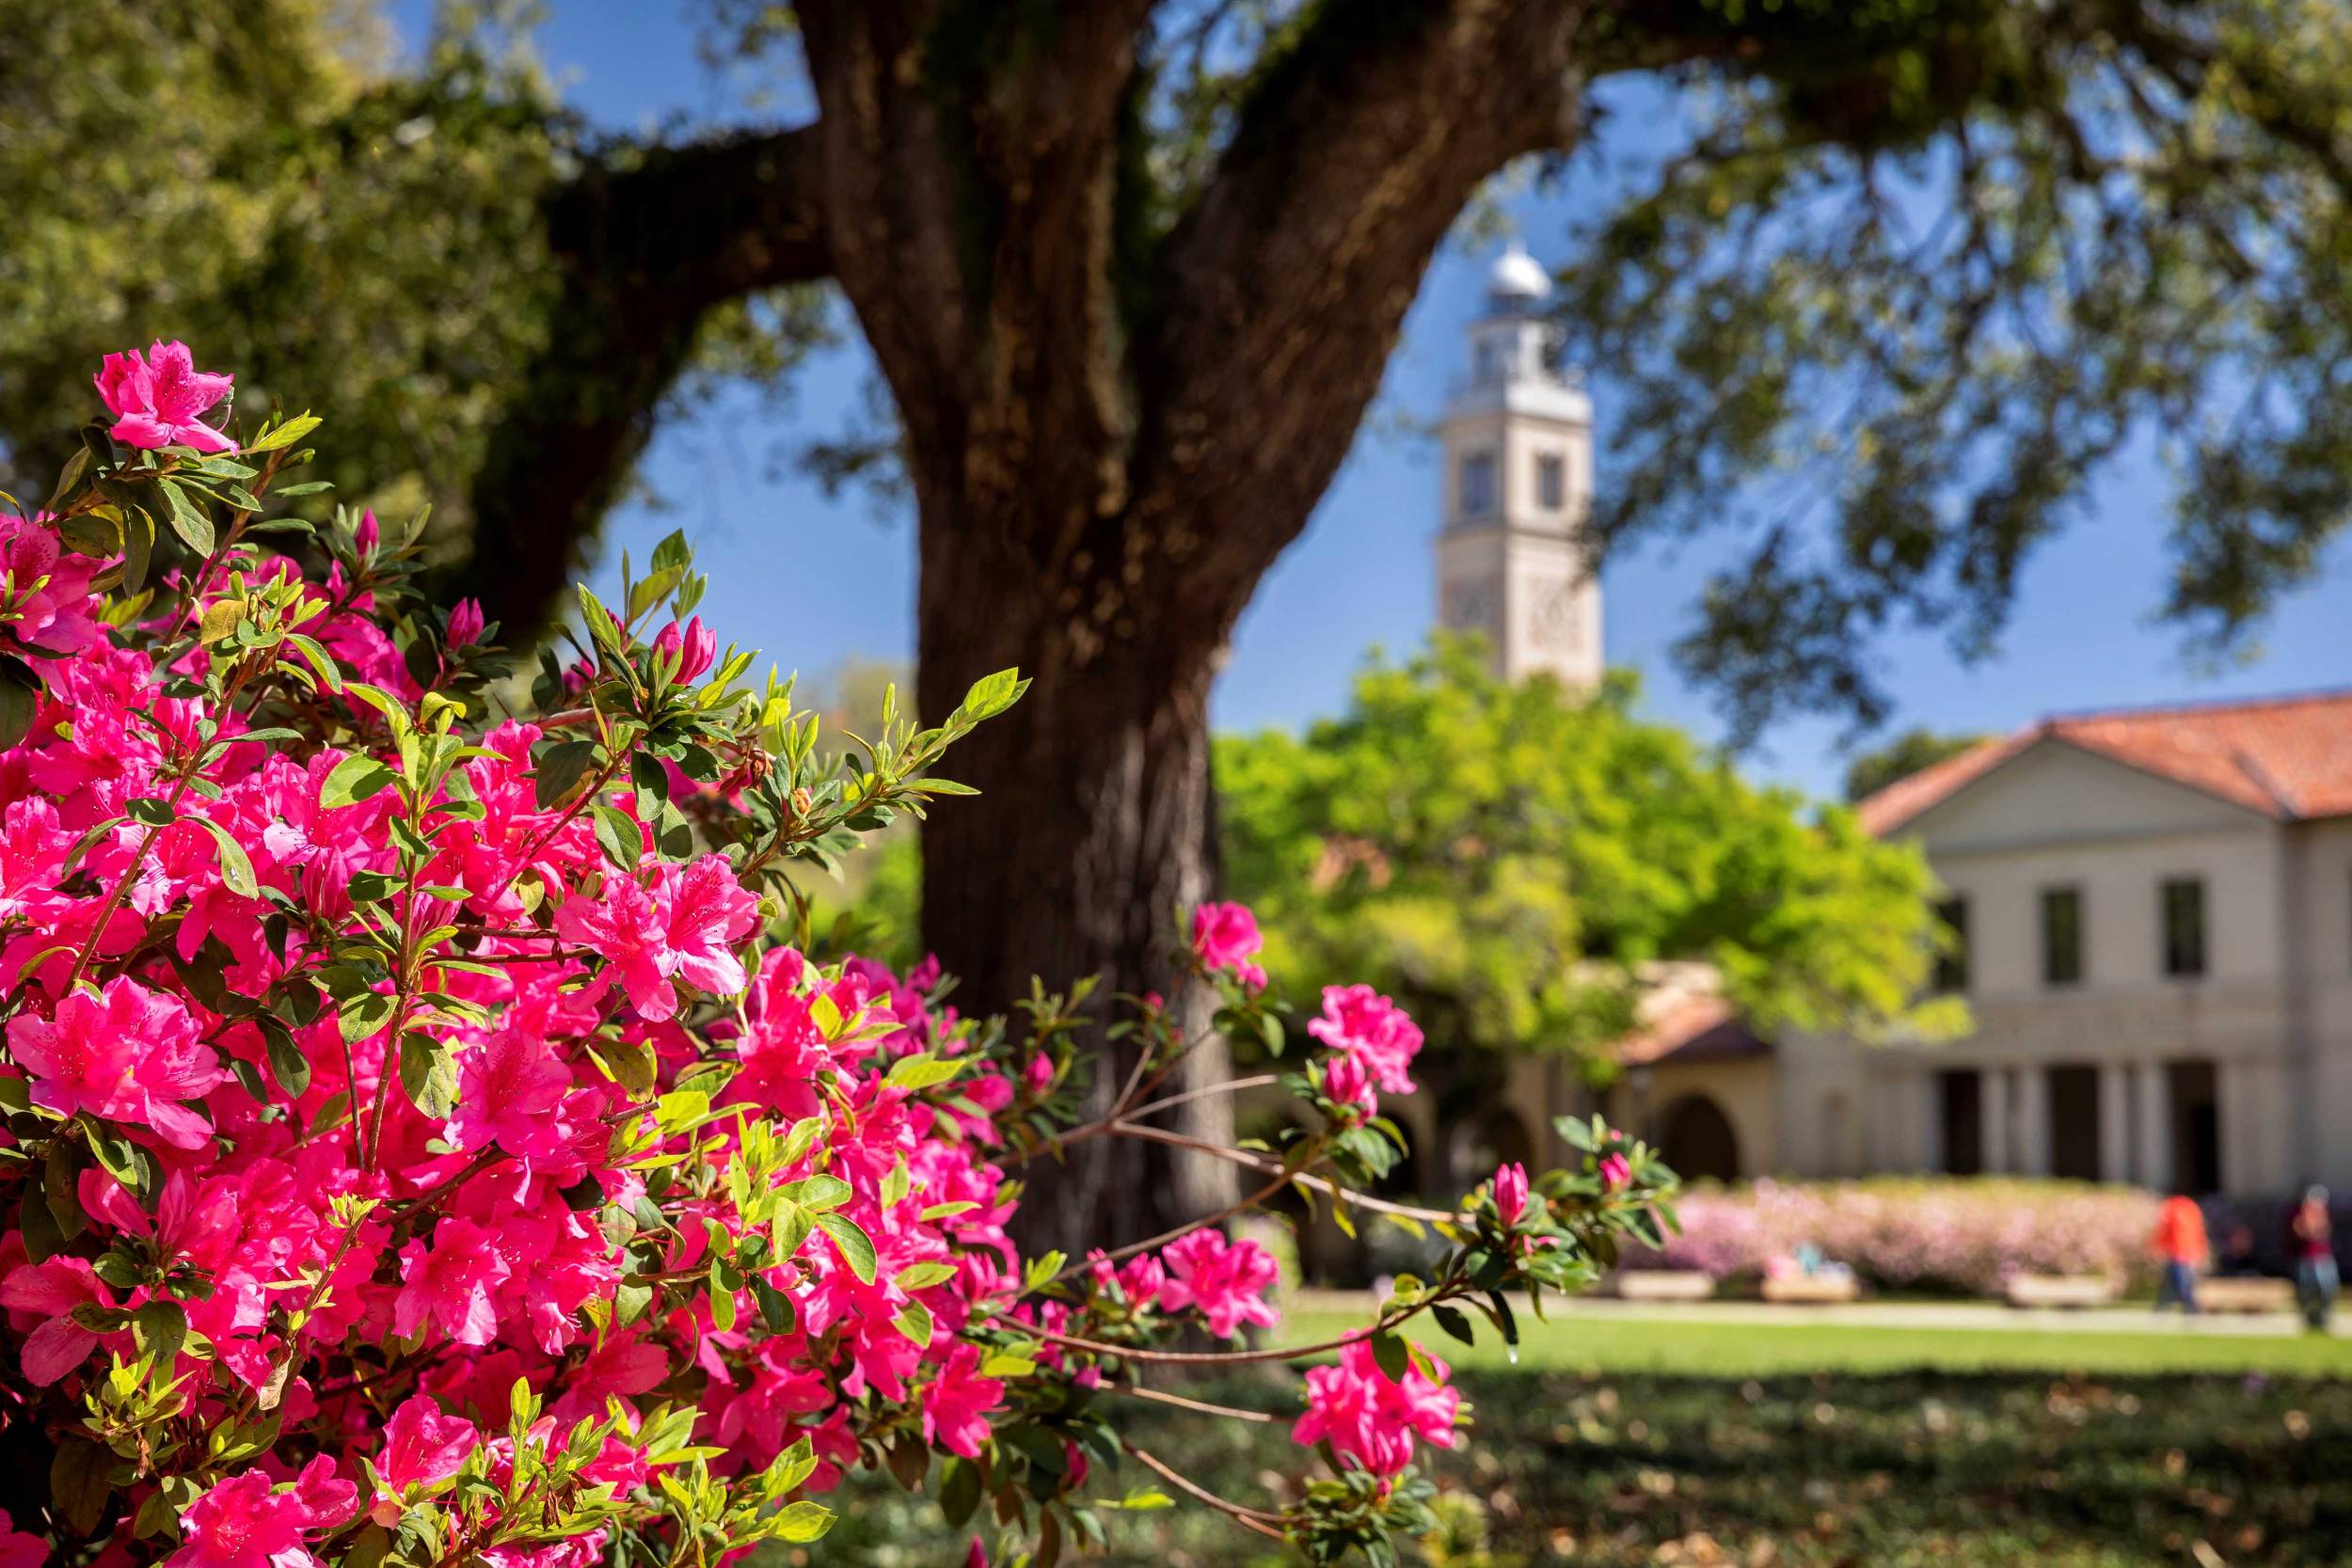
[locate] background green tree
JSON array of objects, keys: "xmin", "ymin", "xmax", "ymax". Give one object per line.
[
  {"xmin": 1218, "ymin": 638, "xmax": 1952, "ymax": 1181},
  {"xmin": 1843, "ymin": 729, "xmax": 1994, "ymax": 803}
]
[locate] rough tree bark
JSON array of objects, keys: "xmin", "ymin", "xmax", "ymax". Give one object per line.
[{"xmin": 463, "ymin": 0, "xmax": 1589, "ymax": 1248}]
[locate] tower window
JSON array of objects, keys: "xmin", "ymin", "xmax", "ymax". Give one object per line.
[
  {"xmin": 2041, "ymin": 885, "xmax": 2084, "ymax": 987},
  {"xmin": 1472, "ymin": 341, "xmax": 1502, "ymax": 385},
  {"xmin": 1459, "ymin": 452, "xmax": 1496, "ymax": 516},
  {"xmin": 1536, "ymin": 453, "xmax": 1565, "ymax": 510},
  {"xmin": 2162, "ymin": 877, "xmax": 2206, "ymax": 977}
]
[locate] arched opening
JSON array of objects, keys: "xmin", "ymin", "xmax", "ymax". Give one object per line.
[{"xmin": 1661, "ymin": 1094, "xmax": 1740, "ymax": 1183}]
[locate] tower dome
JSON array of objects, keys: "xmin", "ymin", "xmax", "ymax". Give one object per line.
[{"xmin": 1486, "ymin": 242, "xmax": 1551, "ymax": 309}]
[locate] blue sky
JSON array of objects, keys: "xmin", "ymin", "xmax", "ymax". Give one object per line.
[{"xmin": 400, "ymin": 3, "xmax": 2352, "ymax": 800}]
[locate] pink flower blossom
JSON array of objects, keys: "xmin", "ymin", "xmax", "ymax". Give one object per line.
[
  {"xmin": 0, "ymin": 512, "xmax": 104, "ymax": 657},
  {"xmin": 1292, "ymin": 1340, "xmax": 1459, "ymax": 1476},
  {"xmin": 921, "ymin": 1342, "xmax": 1004, "ymax": 1460},
  {"xmin": 1156, "ymin": 1228, "xmax": 1279, "ymax": 1339},
  {"xmin": 394, "ymin": 1218, "xmax": 513, "ymax": 1347},
  {"xmin": 653, "ymin": 616, "xmax": 716, "ymax": 684},
  {"xmin": 171, "ymin": 1456, "xmax": 354, "ymax": 1568},
  {"xmin": 1598, "ymin": 1152, "xmax": 1631, "ymax": 1193},
  {"xmin": 369, "ymin": 1397, "xmax": 479, "ymax": 1524},
  {"xmin": 1190, "ymin": 901, "xmax": 1267, "ymax": 990},
  {"xmin": 0, "ymin": 1510, "xmax": 47, "ymax": 1568},
  {"xmin": 7, "ymin": 977, "xmax": 225, "ymax": 1148},
  {"xmin": 447, "ymin": 599, "xmax": 487, "ymax": 649},
  {"xmin": 94, "ymin": 341, "xmax": 236, "ymax": 453},
  {"xmin": 447, "ymin": 1027, "xmax": 573, "ymax": 1162},
  {"xmin": 555, "ymin": 854, "xmax": 758, "ymax": 1022},
  {"xmin": 0, "ymin": 1256, "xmax": 109, "ymax": 1385},
  {"xmin": 1494, "ymin": 1162, "xmax": 1529, "ymax": 1226},
  {"xmin": 1305, "ymin": 984, "xmax": 1422, "ymax": 1096},
  {"xmin": 1322, "ymin": 1053, "xmax": 1377, "ymax": 1121}
]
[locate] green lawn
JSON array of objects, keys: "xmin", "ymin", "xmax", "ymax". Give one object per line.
[
  {"xmin": 1281, "ymin": 1306, "xmax": 2352, "ymax": 1378},
  {"xmin": 804, "ymin": 1313, "xmax": 2352, "ymax": 1567}
]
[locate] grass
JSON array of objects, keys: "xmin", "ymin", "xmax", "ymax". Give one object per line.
[
  {"xmin": 803, "ymin": 1313, "xmax": 2352, "ymax": 1568},
  {"xmin": 1281, "ymin": 1306, "xmax": 2352, "ymax": 1378}
]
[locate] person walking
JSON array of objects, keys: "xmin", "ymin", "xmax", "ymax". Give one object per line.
[
  {"xmin": 2152, "ymin": 1190, "xmax": 2208, "ymax": 1314},
  {"xmin": 2291, "ymin": 1186, "xmax": 2337, "ymax": 1332}
]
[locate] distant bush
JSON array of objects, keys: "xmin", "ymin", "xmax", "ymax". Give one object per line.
[{"xmin": 1622, "ymin": 1178, "xmax": 2163, "ymax": 1294}]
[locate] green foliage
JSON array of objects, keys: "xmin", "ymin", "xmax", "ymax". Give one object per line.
[
  {"xmin": 1842, "ymin": 727, "xmax": 1992, "ymax": 802},
  {"xmin": 1563, "ymin": 0, "xmax": 2352, "ymax": 736},
  {"xmin": 1216, "ymin": 637, "xmax": 1946, "ymax": 1072}
]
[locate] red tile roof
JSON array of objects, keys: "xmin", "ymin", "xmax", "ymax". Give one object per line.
[
  {"xmin": 1613, "ymin": 995, "xmax": 1773, "ymax": 1068},
  {"xmin": 1856, "ymin": 688, "xmax": 2352, "ymax": 836}
]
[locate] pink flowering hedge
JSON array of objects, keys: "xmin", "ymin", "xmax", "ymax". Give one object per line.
[
  {"xmin": 1619, "ymin": 1178, "xmax": 2163, "ymax": 1294},
  {"xmin": 0, "ymin": 346, "xmax": 1676, "ymax": 1568}
]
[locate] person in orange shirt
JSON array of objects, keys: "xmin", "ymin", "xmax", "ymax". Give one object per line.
[{"xmin": 2152, "ymin": 1191, "xmax": 2209, "ymax": 1314}]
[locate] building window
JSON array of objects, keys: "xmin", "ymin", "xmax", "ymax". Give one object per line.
[
  {"xmin": 1937, "ymin": 1069, "xmax": 1984, "ymax": 1176},
  {"xmin": 1536, "ymin": 452, "xmax": 1565, "ymax": 510},
  {"xmin": 1931, "ymin": 895, "xmax": 1970, "ymax": 993},
  {"xmin": 1472, "ymin": 341, "xmax": 1501, "ymax": 385},
  {"xmin": 1459, "ymin": 451, "xmax": 1496, "ymax": 516},
  {"xmin": 2162, "ymin": 877, "xmax": 2206, "ymax": 978},
  {"xmin": 2041, "ymin": 886, "xmax": 2083, "ymax": 987}
]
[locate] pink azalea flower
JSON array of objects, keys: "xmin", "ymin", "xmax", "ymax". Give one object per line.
[
  {"xmin": 94, "ymin": 341, "xmax": 236, "ymax": 453},
  {"xmin": 0, "ymin": 512, "xmax": 104, "ymax": 657},
  {"xmin": 0, "ymin": 1510, "xmax": 47, "ymax": 1568},
  {"xmin": 653, "ymin": 616, "xmax": 716, "ymax": 684},
  {"xmin": 1156, "ymin": 1228, "xmax": 1279, "ymax": 1339},
  {"xmin": 447, "ymin": 598, "xmax": 487, "ymax": 650},
  {"xmin": 1190, "ymin": 901, "xmax": 1268, "ymax": 990},
  {"xmin": 7, "ymin": 976, "xmax": 225, "ymax": 1148},
  {"xmin": 393, "ymin": 1218, "xmax": 512, "ymax": 1347},
  {"xmin": 555, "ymin": 854, "xmax": 758, "ymax": 1022},
  {"xmin": 1494, "ymin": 1162, "xmax": 1529, "ymax": 1227},
  {"xmin": 1292, "ymin": 1340, "xmax": 1460, "ymax": 1476},
  {"xmin": 369, "ymin": 1397, "xmax": 479, "ymax": 1524},
  {"xmin": 1598, "ymin": 1151, "xmax": 1632, "ymax": 1193},
  {"xmin": 1306, "ymin": 984, "xmax": 1422, "ymax": 1096},
  {"xmin": 446, "ymin": 1027, "xmax": 573, "ymax": 1161},
  {"xmin": 0, "ymin": 1256, "xmax": 109, "ymax": 1385},
  {"xmin": 920, "ymin": 1342, "xmax": 1004, "ymax": 1460},
  {"xmin": 1322, "ymin": 1053, "xmax": 1377, "ymax": 1121},
  {"xmin": 170, "ymin": 1456, "xmax": 353, "ymax": 1568}
]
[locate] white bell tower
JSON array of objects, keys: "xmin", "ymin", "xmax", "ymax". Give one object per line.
[{"xmin": 1434, "ymin": 243, "xmax": 1602, "ymax": 689}]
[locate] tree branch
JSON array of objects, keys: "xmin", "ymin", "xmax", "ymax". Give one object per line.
[{"xmin": 459, "ymin": 124, "xmax": 832, "ymax": 630}]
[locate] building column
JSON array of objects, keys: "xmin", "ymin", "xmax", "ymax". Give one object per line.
[
  {"xmin": 2098, "ymin": 1062, "xmax": 2133, "ymax": 1183},
  {"xmin": 1982, "ymin": 1067, "xmax": 2011, "ymax": 1174},
  {"xmin": 2134, "ymin": 1062, "xmax": 2171, "ymax": 1190},
  {"xmin": 2015, "ymin": 1067, "xmax": 2052, "ymax": 1178}
]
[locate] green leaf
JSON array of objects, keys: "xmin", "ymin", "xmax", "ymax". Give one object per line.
[
  {"xmin": 882, "ymin": 1053, "xmax": 968, "ymax": 1092},
  {"xmin": 339, "ymin": 990, "xmax": 396, "ymax": 1044},
  {"xmin": 1370, "ymin": 1328, "xmax": 1411, "ymax": 1383},
  {"xmin": 891, "ymin": 1300, "xmax": 933, "ymax": 1347},
  {"xmin": 121, "ymin": 504, "xmax": 155, "ymax": 594},
  {"xmin": 189, "ymin": 814, "xmax": 259, "ymax": 897},
  {"xmin": 0, "ymin": 657, "xmax": 41, "ymax": 752},
  {"xmin": 815, "ymin": 1213, "xmax": 877, "ymax": 1284},
  {"xmin": 398, "ymin": 1032, "xmax": 458, "ymax": 1118},
  {"xmin": 590, "ymin": 802, "xmax": 643, "ymax": 870},
  {"xmin": 893, "ymin": 1261, "xmax": 958, "ymax": 1291},
  {"xmin": 770, "ymin": 1500, "xmax": 834, "ymax": 1544},
  {"xmin": 132, "ymin": 1300, "xmax": 188, "ymax": 1368},
  {"xmin": 158, "ymin": 479, "xmax": 215, "ymax": 554},
  {"xmin": 533, "ymin": 739, "xmax": 598, "ymax": 811},
  {"xmin": 245, "ymin": 412, "xmax": 322, "ymax": 453},
  {"xmin": 1430, "ymin": 1303, "xmax": 1476, "ymax": 1348},
  {"xmin": 320, "ymin": 753, "xmax": 396, "ymax": 810},
  {"xmin": 261, "ymin": 1018, "xmax": 311, "ymax": 1098},
  {"xmin": 52, "ymin": 1438, "xmax": 113, "ymax": 1536},
  {"xmin": 955, "ymin": 667, "xmax": 1028, "ymax": 723}
]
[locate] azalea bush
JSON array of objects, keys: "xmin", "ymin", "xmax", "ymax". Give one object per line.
[
  {"xmin": 0, "ymin": 346, "xmax": 1676, "ymax": 1568},
  {"xmin": 1619, "ymin": 1178, "xmax": 2162, "ymax": 1295}
]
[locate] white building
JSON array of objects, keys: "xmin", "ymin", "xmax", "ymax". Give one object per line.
[
  {"xmin": 1614, "ymin": 692, "xmax": 2352, "ymax": 1198},
  {"xmin": 1416, "ymin": 248, "xmax": 2352, "ymax": 1200},
  {"xmin": 1433, "ymin": 244, "xmax": 1603, "ymax": 690}
]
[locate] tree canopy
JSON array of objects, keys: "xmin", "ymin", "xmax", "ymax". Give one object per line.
[
  {"xmin": 1216, "ymin": 639, "xmax": 1951, "ymax": 1084},
  {"xmin": 1842, "ymin": 728, "xmax": 1993, "ymax": 802}
]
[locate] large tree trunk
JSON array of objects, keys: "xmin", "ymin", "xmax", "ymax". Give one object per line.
[{"xmin": 914, "ymin": 507, "xmax": 1236, "ymax": 1248}]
